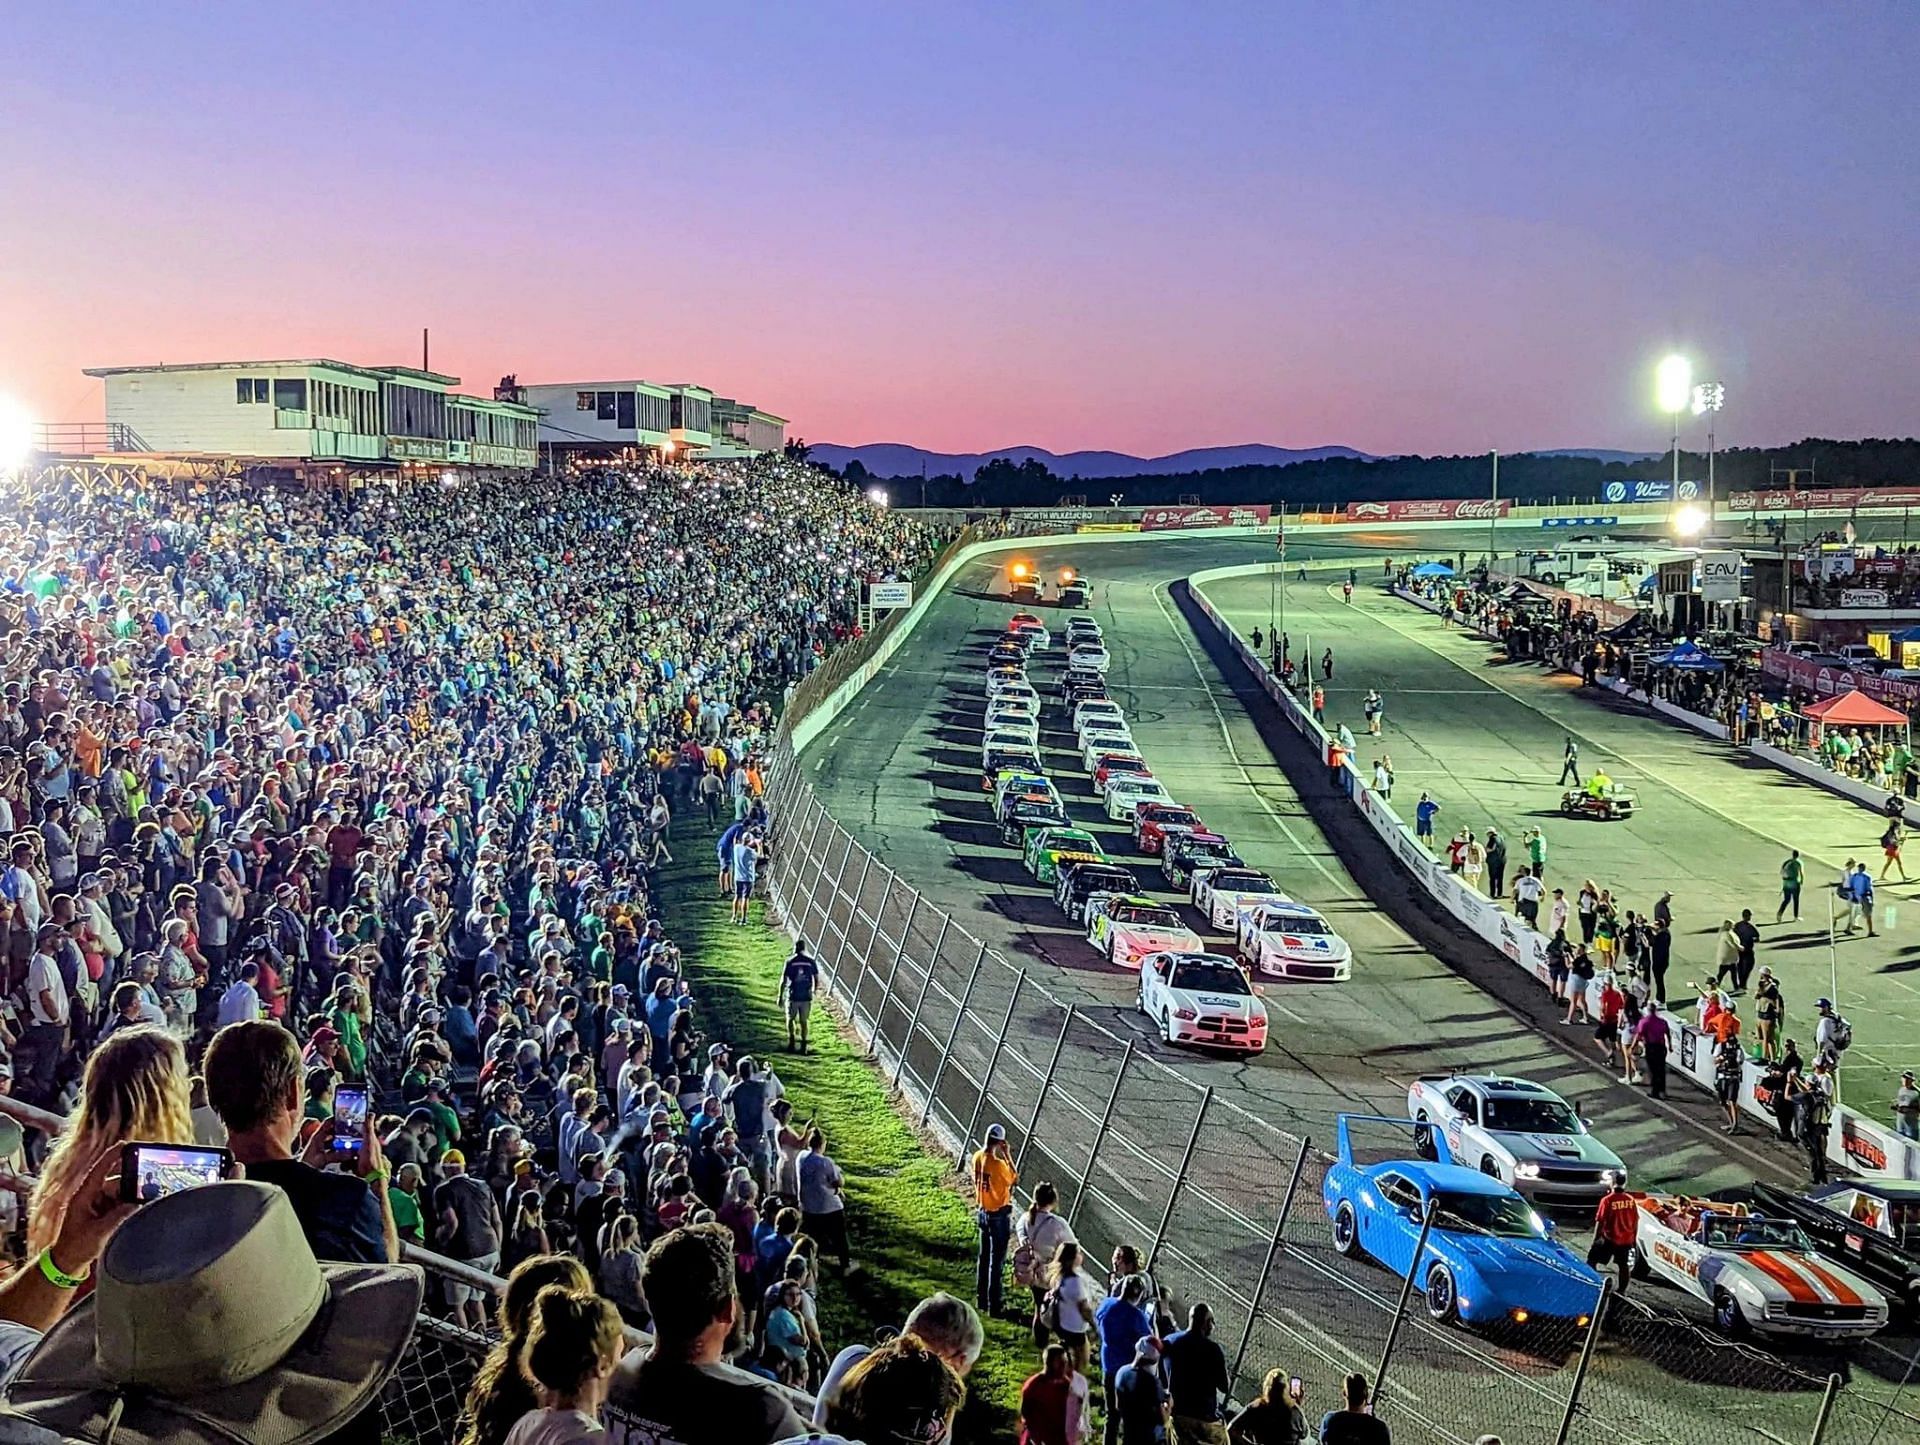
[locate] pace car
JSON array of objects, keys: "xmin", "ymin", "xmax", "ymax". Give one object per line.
[
  {"xmin": 1055, "ymin": 860, "xmax": 1138, "ymax": 926},
  {"xmin": 1236, "ymin": 900, "xmax": 1353, "ymax": 981},
  {"xmin": 1192, "ymin": 867, "xmax": 1290, "ymax": 931},
  {"xmin": 1633, "ymin": 1194, "xmax": 1890, "ymax": 1339},
  {"xmin": 1405, "ymin": 1075, "xmax": 1625, "ymax": 1203},
  {"xmin": 1162, "ymin": 832, "xmax": 1239, "ymax": 888},
  {"xmin": 1748, "ymin": 1180, "xmax": 1920, "ymax": 1317},
  {"xmin": 1134, "ymin": 803, "xmax": 1204, "ymax": 856},
  {"xmin": 1138, "ymin": 950, "xmax": 1268, "ymax": 1054},
  {"xmin": 1024, "ymin": 827, "xmax": 1109, "ymax": 885},
  {"xmin": 1103, "ymin": 775, "xmax": 1173, "ymax": 822},
  {"xmin": 1324, "ymin": 1115, "xmax": 1604, "ymax": 1328},
  {"xmin": 1088, "ymin": 896, "xmax": 1206, "ymax": 966}
]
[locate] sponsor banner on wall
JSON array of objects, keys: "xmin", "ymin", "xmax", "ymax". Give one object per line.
[
  {"xmin": 1541, "ymin": 516, "xmax": 1619, "ymax": 528},
  {"xmin": 1697, "ymin": 551, "xmax": 1743, "ymax": 602},
  {"xmin": 1728, "ymin": 486, "xmax": 1920, "ymax": 513},
  {"xmin": 1139, "ymin": 503, "xmax": 1272, "ymax": 531},
  {"xmin": 1760, "ymin": 649, "xmax": 1920, "ymax": 706},
  {"xmin": 868, "ymin": 581, "xmax": 913, "ymax": 608},
  {"xmin": 1841, "ymin": 588, "xmax": 1890, "ymax": 608},
  {"xmin": 1344, "ymin": 498, "xmax": 1514, "ymax": 522},
  {"xmin": 1603, "ymin": 479, "xmax": 1699, "ymax": 503}
]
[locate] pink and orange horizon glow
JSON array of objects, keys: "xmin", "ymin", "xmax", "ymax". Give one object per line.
[{"xmin": 3, "ymin": 3, "xmax": 1916, "ymax": 458}]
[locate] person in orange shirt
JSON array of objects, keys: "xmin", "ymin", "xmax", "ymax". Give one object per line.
[
  {"xmin": 1589, "ymin": 1183, "xmax": 1640, "ymax": 1294},
  {"xmin": 971, "ymin": 1123, "xmax": 1019, "ymax": 1317}
]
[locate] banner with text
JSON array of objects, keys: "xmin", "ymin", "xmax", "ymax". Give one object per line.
[
  {"xmin": 1728, "ymin": 486, "xmax": 1920, "ymax": 513},
  {"xmin": 1343, "ymin": 498, "xmax": 1513, "ymax": 522},
  {"xmin": 1139, "ymin": 503, "xmax": 1272, "ymax": 531},
  {"xmin": 1603, "ymin": 479, "xmax": 1699, "ymax": 503},
  {"xmin": 1760, "ymin": 649, "xmax": 1920, "ymax": 706}
]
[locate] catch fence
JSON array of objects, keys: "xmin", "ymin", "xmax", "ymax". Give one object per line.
[{"xmin": 759, "ymin": 738, "xmax": 1920, "ymax": 1445}]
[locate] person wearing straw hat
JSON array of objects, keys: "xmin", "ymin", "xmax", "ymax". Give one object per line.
[{"xmin": 0, "ymin": 1178, "xmax": 421, "ymax": 1445}]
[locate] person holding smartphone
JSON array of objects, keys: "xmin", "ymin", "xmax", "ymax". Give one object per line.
[{"xmin": 1228, "ymin": 1370, "xmax": 1308, "ymax": 1445}]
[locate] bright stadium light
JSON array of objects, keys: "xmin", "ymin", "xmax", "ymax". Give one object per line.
[
  {"xmin": 1672, "ymin": 503, "xmax": 1708, "ymax": 538},
  {"xmin": 0, "ymin": 394, "xmax": 35, "ymax": 474},
  {"xmin": 1655, "ymin": 354, "xmax": 1693, "ymax": 415},
  {"xmin": 866, "ymin": 486, "xmax": 889, "ymax": 508}
]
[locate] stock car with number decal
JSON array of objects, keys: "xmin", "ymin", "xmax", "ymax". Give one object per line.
[
  {"xmin": 1088, "ymin": 897, "xmax": 1206, "ymax": 966},
  {"xmin": 1055, "ymin": 860, "xmax": 1139, "ymax": 926},
  {"xmin": 1092, "ymin": 752, "xmax": 1151, "ymax": 789},
  {"xmin": 1102, "ymin": 774, "xmax": 1174, "ymax": 822},
  {"xmin": 1236, "ymin": 900, "xmax": 1353, "ymax": 981},
  {"xmin": 1162, "ymin": 832, "xmax": 1240, "ymax": 888},
  {"xmin": 1746, "ymin": 1181, "xmax": 1920, "ymax": 1319},
  {"xmin": 1024, "ymin": 827, "xmax": 1110, "ymax": 885},
  {"xmin": 1134, "ymin": 803, "xmax": 1204, "ymax": 856},
  {"xmin": 982, "ymin": 744, "xmax": 1042, "ymax": 791},
  {"xmin": 1324, "ymin": 1115, "xmax": 1604, "ymax": 1329},
  {"xmin": 1406, "ymin": 1075, "xmax": 1625, "ymax": 1204},
  {"xmin": 1138, "ymin": 950, "xmax": 1268, "ymax": 1054},
  {"xmin": 1632, "ymin": 1194, "xmax": 1889, "ymax": 1339},
  {"xmin": 1001, "ymin": 795, "xmax": 1069, "ymax": 847},
  {"xmin": 1192, "ymin": 867, "xmax": 1290, "ymax": 931}
]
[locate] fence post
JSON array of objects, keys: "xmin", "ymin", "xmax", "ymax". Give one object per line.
[
  {"xmin": 1230, "ymin": 1135, "xmax": 1311, "ymax": 1388},
  {"xmin": 1373, "ymin": 1208, "xmax": 1436, "ymax": 1410},
  {"xmin": 867, "ymin": 897, "xmax": 927, "ymax": 1057},
  {"xmin": 1146, "ymin": 1086, "xmax": 1213, "ymax": 1276},
  {"xmin": 890, "ymin": 921, "xmax": 944, "ymax": 1090},
  {"xmin": 964, "ymin": 970, "xmax": 1027, "ymax": 1150},
  {"xmin": 1806, "ymin": 1374, "xmax": 1843, "ymax": 1445},
  {"xmin": 920, "ymin": 949, "xmax": 987, "ymax": 1127},
  {"xmin": 1553, "ymin": 1279, "xmax": 1612, "ymax": 1445},
  {"xmin": 1016, "ymin": 1005, "xmax": 1075, "ymax": 1175},
  {"xmin": 1068, "ymin": 1043, "xmax": 1134, "ymax": 1228}
]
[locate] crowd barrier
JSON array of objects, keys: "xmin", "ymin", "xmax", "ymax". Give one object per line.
[
  {"xmin": 751, "ymin": 539, "xmax": 1917, "ymax": 1445},
  {"xmin": 1185, "ymin": 565, "xmax": 1920, "ymax": 1183}
]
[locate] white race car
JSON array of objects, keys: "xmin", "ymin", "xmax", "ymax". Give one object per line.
[
  {"xmin": 1010, "ymin": 620, "xmax": 1051, "ymax": 651},
  {"xmin": 1081, "ymin": 730, "xmax": 1137, "ymax": 770},
  {"xmin": 1137, "ymin": 950, "xmax": 1268, "ymax": 1054},
  {"xmin": 985, "ymin": 667, "xmax": 1027, "ymax": 696},
  {"xmin": 1404, "ymin": 1074, "xmax": 1626, "ymax": 1203},
  {"xmin": 1104, "ymin": 776, "xmax": 1173, "ymax": 822},
  {"xmin": 1072, "ymin": 699, "xmax": 1126, "ymax": 736},
  {"xmin": 1088, "ymin": 896, "xmax": 1205, "ymax": 967},
  {"xmin": 1633, "ymin": 1195, "xmax": 1889, "ymax": 1339},
  {"xmin": 981, "ymin": 727, "xmax": 1039, "ymax": 762},
  {"xmin": 1069, "ymin": 643, "xmax": 1112, "ymax": 674},
  {"xmin": 1192, "ymin": 867, "xmax": 1290, "ymax": 931},
  {"xmin": 1235, "ymin": 900, "xmax": 1353, "ymax": 981}
]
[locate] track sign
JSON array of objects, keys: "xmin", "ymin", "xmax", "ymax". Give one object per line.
[
  {"xmin": 1698, "ymin": 551, "xmax": 1742, "ymax": 602},
  {"xmin": 869, "ymin": 581, "xmax": 914, "ymax": 609}
]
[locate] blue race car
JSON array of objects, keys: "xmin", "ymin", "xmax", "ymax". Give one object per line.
[{"xmin": 1324, "ymin": 1115, "xmax": 1605, "ymax": 1328}]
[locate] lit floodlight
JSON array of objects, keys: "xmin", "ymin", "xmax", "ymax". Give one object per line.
[
  {"xmin": 1655, "ymin": 355, "xmax": 1693, "ymax": 415},
  {"xmin": 866, "ymin": 486, "xmax": 889, "ymax": 508},
  {"xmin": 440, "ymin": 470, "xmax": 458, "ymax": 485},
  {"xmin": 0, "ymin": 395, "xmax": 35, "ymax": 473},
  {"xmin": 1671, "ymin": 503, "xmax": 1708, "ymax": 538},
  {"xmin": 1691, "ymin": 382, "xmax": 1725, "ymax": 417}
]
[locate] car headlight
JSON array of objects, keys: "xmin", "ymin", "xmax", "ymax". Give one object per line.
[{"xmin": 1513, "ymin": 1163, "xmax": 1541, "ymax": 1180}]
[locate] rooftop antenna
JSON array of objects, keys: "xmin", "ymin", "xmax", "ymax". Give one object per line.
[{"xmin": 422, "ymin": 328, "xmax": 430, "ymax": 372}]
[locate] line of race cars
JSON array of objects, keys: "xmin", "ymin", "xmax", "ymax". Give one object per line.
[{"xmin": 977, "ymin": 608, "xmax": 1362, "ymax": 1057}]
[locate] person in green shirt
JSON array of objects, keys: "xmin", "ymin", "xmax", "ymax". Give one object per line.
[
  {"xmin": 303, "ymin": 1066, "xmax": 336, "ymax": 1124},
  {"xmin": 1777, "ymin": 849, "xmax": 1805, "ymax": 922},
  {"xmin": 1526, "ymin": 826, "xmax": 1548, "ymax": 874},
  {"xmin": 388, "ymin": 1163, "xmax": 426, "ymax": 1246},
  {"xmin": 329, "ymin": 980, "xmax": 369, "ymax": 1079}
]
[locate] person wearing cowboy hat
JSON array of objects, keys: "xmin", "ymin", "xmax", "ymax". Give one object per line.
[{"xmin": 0, "ymin": 1177, "xmax": 421, "ymax": 1445}]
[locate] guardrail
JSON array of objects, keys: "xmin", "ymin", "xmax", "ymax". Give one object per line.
[{"xmin": 758, "ymin": 539, "xmax": 1916, "ymax": 1445}]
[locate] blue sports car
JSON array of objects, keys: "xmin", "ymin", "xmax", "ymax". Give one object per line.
[{"xmin": 1324, "ymin": 1115, "xmax": 1605, "ymax": 1327}]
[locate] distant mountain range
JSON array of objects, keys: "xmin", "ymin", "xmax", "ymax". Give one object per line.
[
  {"xmin": 809, "ymin": 441, "xmax": 1656, "ymax": 480},
  {"xmin": 808, "ymin": 442, "xmax": 1368, "ymax": 481}
]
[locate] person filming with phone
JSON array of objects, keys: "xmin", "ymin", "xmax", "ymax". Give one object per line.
[{"xmin": 203, "ymin": 1020, "xmax": 398, "ymax": 1264}]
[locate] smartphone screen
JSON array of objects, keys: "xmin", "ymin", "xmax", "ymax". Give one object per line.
[
  {"xmin": 332, "ymin": 1084, "xmax": 369, "ymax": 1150},
  {"xmin": 121, "ymin": 1143, "xmax": 230, "ymax": 1202},
  {"xmin": 1290, "ymin": 1378, "xmax": 1304, "ymax": 1400}
]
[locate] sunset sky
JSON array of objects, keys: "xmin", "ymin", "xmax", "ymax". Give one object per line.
[{"xmin": 3, "ymin": 2, "xmax": 1915, "ymax": 458}]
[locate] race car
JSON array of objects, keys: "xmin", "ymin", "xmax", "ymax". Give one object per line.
[
  {"xmin": 1062, "ymin": 672, "xmax": 1108, "ymax": 707},
  {"xmin": 1134, "ymin": 803, "xmax": 1204, "ymax": 856},
  {"xmin": 1009, "ymin": 619, "xmax": 1051, "ymax": 651},
  {"xmin": 1138, "ymin": 950, "xmax": 1268, "ymax": 1054},
  {"xmin": 984, "ymin": 712, "xmax": 1039, "ymax": 746},
  {"xmin": 1024, "ymin": 826, "xmax": 1110, "ymax": 885},
  {"xmin": 1103, "ymin": 775, "xmax": 1173, "ymax": 822},
  {"xmin": 1236, "ymin": 900, "xmax": 1353, "ymax": 981},
  {"xmin": 1069, "ymin": 642, "xmax": 1112, "ymax": 674},
  {"xmin": 1092, "ymin": 752, "xmax": 1151, "ymax": 789},
  {"xmin": 1055, "ymin": 860, "xmax": 1138, "ymax": 926},
  {"xmin": 1161, "ymin": 831, "xmax": 1239, "ymax": 888},
  {"xmin": 1192, "ymin": 867, "xmax": 1290, "ymax": 931},
  {"xmin": 994, "ymin": 681, "xmax": 1039, "ymax": 712},
  {"xmin": 1558, "ymin": 787, "xmax": 1636, "ymax": 821},
  {"xmin": 1008, "ymin": 611, "xmax": 1044, "ymax": 631},
  {"xmin": 1324, "ymin": 1115, "xmax": 1604, "ymax": 1328},
  {"xmin": 1087, "ymin": 896, "xmax": 1205, "ymax": 966},
  {"xmin": 1746, "ymin": 1181, "xmax": 1920, "ymax": 1320},
  {"xmin": 982, "ymin": 744, "xmax": 1042, "ymax": 791},
  {"xmin": 1405, "ymin": 1075, "xmax": 1625, "ymax": 1203},
  {"xmin": 982, "ymin": 726, "xmax": 1038, "ymax": 763},
  {"xmin": 987, "ymin": 641, "xmax": 1026, "ymax": 670},
  {"xmin": 1080, "ymin": 728, "xmax": 1136, "ymax": 770},
  {"xmin": 1072, "ymin": 698, "xmax": 1126, "ymax": 735},
  {"xmin": 1632, "ymin": 1194, "xmax": 1890, "ymax": 1339},
  {"xmin": 1064, "ymin": 616, "xmax": 1101, "ymax": 646},
  {"xmin": 992, "ymin": 770, "xmax": 1053, "ymax": 811},
  {"xmin": 985, "ymin": 665, "xmax": 1027, "ymax": 696},
  {"xmin": 1001, "ymin": 796, "xmax": 1069, "ymax": 847}
]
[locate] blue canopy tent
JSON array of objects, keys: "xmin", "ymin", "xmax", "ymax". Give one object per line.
[
  {"xmin": 1411, "ymin": 561, "xmax": 1454, "ymax": 578},
  {"xmin": 1650, "ymin": 640, "xmax": 1724, "ymax": 671}
]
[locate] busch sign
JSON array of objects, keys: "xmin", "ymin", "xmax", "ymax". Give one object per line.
[
  {"xmin": 1139, "ymin": 504, "xmax": 1271, "ymax": 531},
  {"xmin": 1344, "ymin": 498, "xmax": 1514, "ymax": 522}
]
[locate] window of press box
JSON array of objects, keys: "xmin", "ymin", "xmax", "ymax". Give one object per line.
[{"xmin": 273, "ymin": 379, "xmax": 308, "ymax": 411}]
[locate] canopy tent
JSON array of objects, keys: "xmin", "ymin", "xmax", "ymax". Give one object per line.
[
  {"xmin": 1803, "ymin": 690, "xmax": 1910, "ymax": 727},
  {"xmin": 1649, "ymin": 640, "xmax": 1724, "ymax": 671},
  {"xmin": 1603, "ymin": 613, "xmax": 1652, "ymax": 641},
  {"xmin": 1411, "ymin": 561, "xmax": 1454, "ymax": 578}
]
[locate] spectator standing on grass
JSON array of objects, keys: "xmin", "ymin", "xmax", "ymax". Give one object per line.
[
  {"xmin": 972, "ymin": 1121, "xmax": 1018, "ymax": 1316},
  {"xmin": 1163, "ymin": 1302, "xmax": 1232, "ymax": 1445},
  {"xmin": 1096, "ymin": 1275, "xmax": 1155, "ymax": 1445},
  {"xmin": 1115, "ymin": 1337, "xmax": 1171, "ymax": 1445},
  {"xmin": 1319, "ymin": 1372, "xmax": 1391, "ymax": 1445},
  {"xmin": 1045, "ymin": 1240, "xmax": 1100, "ymax": 1378},
  {"xmin": 1020, "ymin": 1344, "xmax": 1093, "ymax": 1445},
  {"xmin": 778, "ymin": 938, "xmax": 819, "ymax": 1053},
  {"xmin": 1777, "ymin": 850, "xmax": 1804, "ymax": 922},
  {"xmin": 797, "ymin": 1127, "xmax": 850, "ymax": 1270},
  {"xmin": 1229, "ymin": 1370, "xmax": 1308, "ymax": 1445},
  {"xmin": 1016, "ymin": 1181, "xmax": 1077, "ymax": 1343}
]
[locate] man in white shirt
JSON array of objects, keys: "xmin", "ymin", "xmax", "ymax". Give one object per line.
[
  {"xmin": 217, "ymin": 961, "xmax": 264, "ymax": 1027},
  {"xmin": 19, "ymin": 925, "xmax": 71, "ymax": 1106},
  {"xmin": 0, "ymin": 843, "xmax": 44, "ymax": 938}
]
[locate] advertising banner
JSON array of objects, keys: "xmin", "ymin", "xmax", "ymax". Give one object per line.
[
  {"xmin": 1728, "ymin": 486, "xmax": 1920, "ymax": 513},
  {"xmin": 1541, "ymin": 516, "xmax": 1619, "ymax": 528},
  {"xmin": 1602, "ymin": 479, "xmax": 1699, "ymax": 503},
  {"xmin": 1343, "ymin": 498, "xmax": 1513, "ymax": 522},
  {"xmin": 1760, "ymin": 649, "xmax": 1920, "ymax": 706},
  {"xmin": 1139, "ymin": 503, "xmax": 1272, "ymax": 531},
  {"xmin": 868, "ymin": 581, "xmax": 914, "ymax": 609},
  {"xmin": 1841, "ymin": 588, "xmax": 1890, "ymax": 608},
  {"xmin": 1697, "ymin": 551, "xmax": 1743, "ymax": 602}
]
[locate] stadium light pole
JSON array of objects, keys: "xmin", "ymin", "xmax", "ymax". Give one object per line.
[
  {"xmin": 1692, "ymin": 382, "xmax": 1725, "ymax": 520},
  {"xmin": 1656, "ymin": 355, "xmax": 1692, "ymax": 499}
]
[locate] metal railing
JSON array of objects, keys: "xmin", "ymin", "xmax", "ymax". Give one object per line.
[{"xmin": 759, "ymin": 667, "xmax": 1920, "ymax": 1444}]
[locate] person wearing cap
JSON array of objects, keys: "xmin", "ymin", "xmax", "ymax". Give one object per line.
[
  {"xmin": 1813, "ymin": 997, "xmax": 1845, "ymax": 1065},
  {"xmin": 971, "ymin": 1123, "xmax": 1018, "ymax": 1318},
  {"xmin": 433, "ymin": 1148, "xmax": 503, "ymax": 1332},
  {"xmin": 1793, "ymin": 1056, "xmax": 1838, "ymax": 1184},
  {"xmin": 1113, "ymin": 1335, "xmax": 1170, "ymax": 1445},
  {"xmin": 1894, "ymin": 1070, "xmax": 1919, "ymax": 1141}
]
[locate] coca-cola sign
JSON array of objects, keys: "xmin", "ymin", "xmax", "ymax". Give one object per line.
[
  {"xmin": 1344, "ymin": 498, "xmax": 1514, "ymax": 522},
  {"xmin": 1138, "ymin": 504, "xmax": 1272, "ymax": 531}
]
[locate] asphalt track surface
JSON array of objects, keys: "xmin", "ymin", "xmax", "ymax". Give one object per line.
[{"xmin": 804, "ymin": 528, "xmax": 1920, "ymax": 1428}]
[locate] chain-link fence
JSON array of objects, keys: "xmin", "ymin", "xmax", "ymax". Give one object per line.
[{"xmin": 760, "ymin": 735, "xmax": 1920, "ymax": 1445}]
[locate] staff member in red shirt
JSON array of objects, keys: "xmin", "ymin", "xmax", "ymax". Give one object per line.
[{"xmin": 1589, "ymin": 1182, "xmax": 1640, "ymax": 1294}]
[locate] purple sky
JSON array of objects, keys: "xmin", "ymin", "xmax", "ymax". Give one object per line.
[{"xmin": 3, "ymin": 2, "xmax": 1916, "ymax": 457}]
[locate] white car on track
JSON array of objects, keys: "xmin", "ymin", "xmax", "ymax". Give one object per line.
[
  {"xmin": 1088, "ymin": 897, "xmax": 1205, "ymax": 966},
  {"xmin": 995, "ymin": 682, "xmax": 1038, "ymax": 711},
  {"xmin": 985, "ymin": 666, "xmax": 1027, "ymax": 695},
  {"xmin": 1137, "ymin": 951, "xmax": 1268, "ymax": 1054},
  {"xmin": 1632, "ymin": 1194, "xmax": 1889, "ymax": 1340},
  {"xmin": 1405, "ymin": 1075, "xmax": 1626, "ymax": 1203},
  {"xmin": 1065, "ymin": 618, "xmax": 1102, "ymax": 647},
  {"xmin": 1072, "ymin": 699, "xmax": 1126, "ymax": 736},
  {"xmin": 1103, "ymin": 775, "xmax": 1173, "ymax": 822},
  {"xmin": 1010, "ymin": 619, "xmax": 1051, "ymax": 651},
  {"xmin": 1192, "ymin": 867, "xmax": 1290, "ymax": 931},
  {"xmin": 985, "ymin": 708, "xmax": 1039, "ymax": 742},
  {"xmin": 1235, "ymin": 900, "xmax": 1353, "ymax": 981},
  {"xmin": 1069, "ymin": 643, "xmax": 1112, "ymax": 674},
  {"xmin": 982, "ymin": 727, "xmax": 1039, "ymax": 762},
  {"xmin": 1081, "ymin": 729, "xmax": 1136, "ymax": 769}
]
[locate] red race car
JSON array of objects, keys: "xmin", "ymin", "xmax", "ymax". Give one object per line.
[
  {"xmin": 1134, "ymin": 803, "xmax": 1204, "ymax": 856},
  {"xmin": 1092, "ymin": 752, "xmax": 1151, "ymax": 789}
]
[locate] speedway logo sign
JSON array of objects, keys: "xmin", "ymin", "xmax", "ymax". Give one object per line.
[
  {"xmin": 1139, "ymin": 504, "xmax": 1272, "ymax": 531},
  {"xmin": 1603, "ymin": 479, "xmax": 1699, "ymax": 503},
  {"xmin": 1343, "ymin": 498, "xmax": 1514, "ymax": 522}
]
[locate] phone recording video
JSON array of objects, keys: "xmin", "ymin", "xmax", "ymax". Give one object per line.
[
  {"xmin": 331, "ymin": 1084, "xmax": 369, "ymax": 1152},
  {"xmin": 120, "ymin": 1143, "xmax": 232, "ymax": 1202}
]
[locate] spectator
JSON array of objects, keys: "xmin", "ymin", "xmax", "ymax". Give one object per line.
[
  {"xmin": 814, "ymin": 1292, "xmax": 983, "ymax": 1427},
  {"xmin": 390, "ymin": 1162, "xmax": 428, "ymax": 1248},
  {"xmin": 598, "ymin": 1212, "xmax": 649, "ymax": 1326},
  {"xmin": 971, "ymin": 1121, "xmax": 1018, "ymax": 1316},
  {"xmin": 1114, "ymin": 1336, "xmax": 1170, "ymax": 1445},
  {"xmin": 816, "ymin": 1334, "xmax": 966, "ymax": 1445},
  {"xmin": 762, "ymin": 1279, "xmax": 810, "ymax": 1386},
  {"xmin": 1014, "ymin": 1180, "xmax": 1076, "ymax": 1343},
  {"xmin": 502, "ymin": 1286, "xmax": 624, "ymax": 1445},
  {"xmin": 1163, "ymin": 1302, "xmax": 1231, "ymax": 1445},
  {"xmin": 778, "ymin": 938, "xmax": 819, "ymax": 1053},
  {"xmin": 1319, "ymin": 1372, "xmax": 1390, "ymax": 1445},
  {"xmin": 1045, "ymin": 1240, "xmax": 1100, "ymax": 1378},
  {"xmin": 796, "ymin": 1126, "xmax": 849, "ymax": 1270},
  {"xmin": 1019, "ymin": 1343, "xmax": 1093, "ymax": 1445},
  {"xmin": 1229, "ymin": 1369, "xmax": 1308, "ymax": 1445},
  {"xmin": 203, "ymin": 1020, "xmax": 397, "ymax": 1263},
  {"xmin": 1096, "ymin": 1274, "xmax": 1155, "ymax": 1445},
  {"xmin": 456, "ymin": 1254, "xmax": 593, "ymax": 1445},
  {"xmin": 604, "ymin": 1223, "xmax": 806, "ymax": 1442},
  {"xmin": 437, "ymin": 1148, "xmax": 506, "ymax": 1328}
]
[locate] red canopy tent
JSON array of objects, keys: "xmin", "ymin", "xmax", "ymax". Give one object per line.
[{"xmin": 1804, "ymin": 691, "xmax": 1909, "ymax": 726}]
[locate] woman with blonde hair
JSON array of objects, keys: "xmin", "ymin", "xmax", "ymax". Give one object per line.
[
  {"xmin": 27, "ymin": 1025, "xmax": 193, "ymax": 1255},
  {"xmin": 456, "ymin": 1253, "xmax": 592, "ymax": 1445}
]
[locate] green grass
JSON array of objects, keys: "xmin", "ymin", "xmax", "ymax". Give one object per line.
[{"xmin": 660, "ymin": 826, "xmax": 1029, "ymax": 1440}]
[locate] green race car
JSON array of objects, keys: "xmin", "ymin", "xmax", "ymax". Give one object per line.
[{"xmin": 1024, "ymin": 826, "xmax": 1109, "ymax": 884}]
